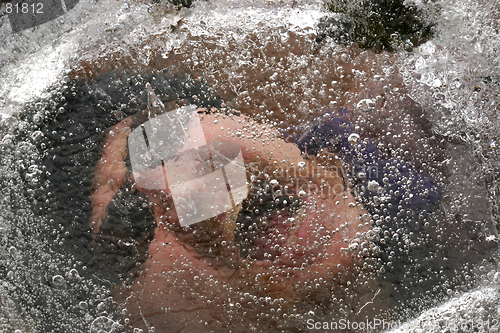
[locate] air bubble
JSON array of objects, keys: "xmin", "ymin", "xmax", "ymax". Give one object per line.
[
  {"xmin": 493, "ymin": 272, "xmax": 500, "ymax": 284},
  {"xmin": 356, "ymin": 99, "xmax": 375, "ymax": 113},
  {"xmin": 348, "ymin": 133, "xmax": 360, "ymax": 145},
  {"xmin": 52, "ymin": 275, "xmax": 65, "ymax": 286},
  {"xmin": 17, "ymin": 121, "xmax": 30, "ymax": 132},
  {"xmin": 367, "ymin": 180, "xmax": 380, "ymax": 192},
  {"xmin": 8, "ymin": 246, "xmax": 17, "ymax": 256},
  {"xmin": 90, "ymin": 316, "xmax": 120, "ymax": 333},
  {"xmin": 68, "ymin": 268, "xmax": 80, "ymax": 279},
  {"xmin": 31, "ymin": 131, "xmax": 44, "ymax": 142}
]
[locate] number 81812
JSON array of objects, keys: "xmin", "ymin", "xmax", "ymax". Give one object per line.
[{"xmin": 5, "ymin": 2, "xmax": 44, "ymax": 14}]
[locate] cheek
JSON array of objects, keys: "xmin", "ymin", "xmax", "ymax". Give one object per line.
[
  {"xmin": 122, "ymin": 209, "xmax": 365, "ymax": 332},
  {"xmin": 124, "ymin": 230, "xmax": 301, "ymax": 330},
  {"xmin": 274, "ymin": 196, "xmax": 365, "ymax": 272}
]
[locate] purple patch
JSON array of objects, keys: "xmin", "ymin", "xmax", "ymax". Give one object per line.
[{"xmin": 283, "ymin": 108, "xmax": 442, "ymax": 226}]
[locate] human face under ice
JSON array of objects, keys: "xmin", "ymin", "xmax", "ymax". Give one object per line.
[{"xmin": 89, "ymin": 103, "xmax": 372, "ymax": 332}]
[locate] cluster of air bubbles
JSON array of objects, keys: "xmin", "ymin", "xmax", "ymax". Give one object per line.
[
  {"xmin": 393, "ymin": 0, "xmax": 500, "ymax": 294},
  {"xmin": 0, "ymin": 90, "xmax": 126, "ymax": 331},
  {"xmin": 390, "ymin": 279, "xmax": 500, "ymax": 333},
  {"xmin": 1, "ymin": 0, "xmax": 499, "ymax": 330},
  {"xmin": 401, "ymin": 0, "xmax": 500, "ymax": 134},
  {"xmin": 89, "ymin": 316, "xmax": 122, "ymax": 333}
]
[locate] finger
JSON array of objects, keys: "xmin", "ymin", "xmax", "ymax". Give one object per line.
[{"xmin": 89, "ymin": 117, "xmax": 133, "ymax": 234}]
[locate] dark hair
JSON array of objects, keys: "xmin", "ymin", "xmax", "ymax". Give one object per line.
[{"xmin": 29, "ymin": 70, "xmax": 223, "ymax": 284}]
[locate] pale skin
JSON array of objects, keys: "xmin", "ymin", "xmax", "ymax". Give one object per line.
[{"xmin": 90, "ymin": 108, "xmax": 372, "ymax": 332}]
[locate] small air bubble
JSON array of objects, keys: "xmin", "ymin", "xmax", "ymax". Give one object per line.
[
  {"xmin": 357, "ymin": 99, "xmax": 375, "ymax": 113},
  {"xmin": 348, "ymin": 133, "xmax": 360, "ymax": 145},
  {"xmin": 69, "ymin": 269, "xmax": 80, "ymax": 279},
  {"xmin": 493, "ymin": 272, "xmax": 500, "ymax": 284},
  {"xmin": 97, "ymin": 302, "xmax": 105, "ymax": 311},
  {"xmin": 52, "ymin": 275, "xmax": 65, "ymax": 286}
]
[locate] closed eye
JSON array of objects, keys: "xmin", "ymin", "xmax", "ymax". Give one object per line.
[{"xmin": 235, "ymin": 179, "xmax": 304, "ymax": 261}]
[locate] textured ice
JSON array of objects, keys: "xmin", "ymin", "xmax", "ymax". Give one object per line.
[
  {"xmin": 185, "ymin": 0, "xmax": 324, "ymax": 42},
  {"xmin": 388, "ymin": 286, "xmax": 500, "ymax": 333},
  {"xmin": 0, "ymin": 0, "xmax": 499, "ymax": 331},
  {"xmin": 0, "ymin": 0, "xmax": 163, "ymax": 116}
]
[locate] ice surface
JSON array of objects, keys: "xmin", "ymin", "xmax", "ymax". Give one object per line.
[
  {"xmin": 0, "ymin": 0, "xmax": 499, "ymax": 331},
  {"xmin": 389, "ymin": 285, "xmax": 500, "ymax": 333}
]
